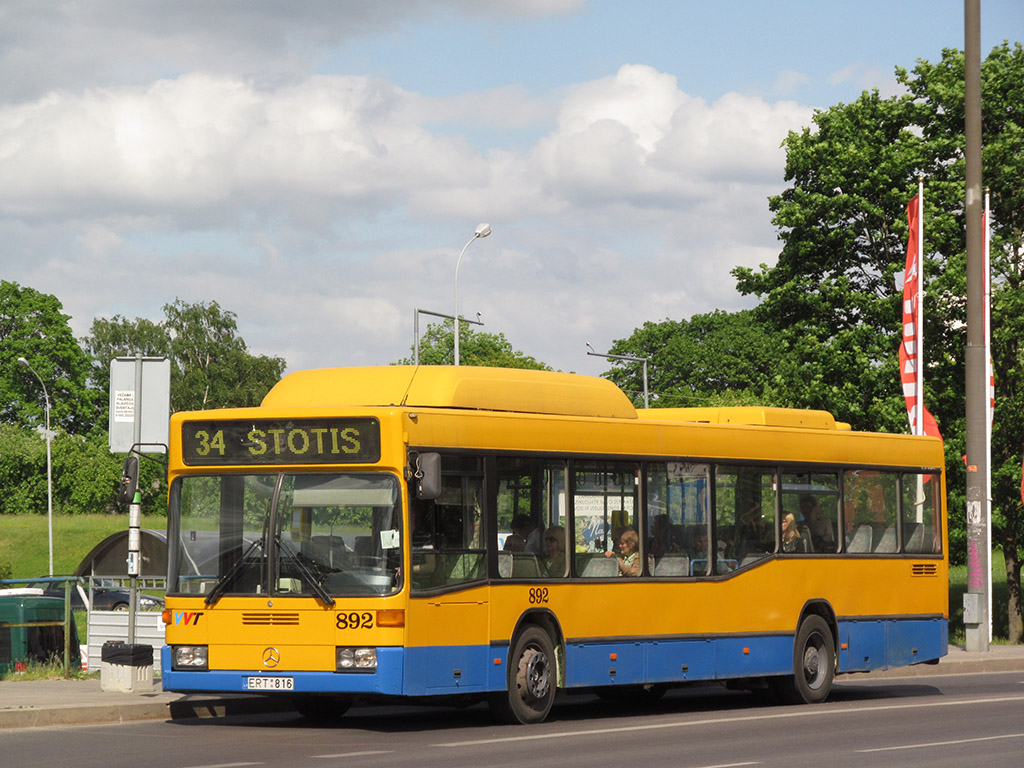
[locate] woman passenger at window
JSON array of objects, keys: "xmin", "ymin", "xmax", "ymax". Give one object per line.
[
  {"xmin": 543, "ymin": 526, "xmax": 566, "ymax": 576},
  {"xmin": 781, "ymin": 513, "xmax": 807, "ymax": 553},
  {"xmin": 605, "ymin": 528, "xmax": 641, "ymax": 576}
]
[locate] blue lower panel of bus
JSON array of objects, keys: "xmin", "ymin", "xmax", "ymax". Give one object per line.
[
  {"xmin": 161, "ymin": 617, "xmax": 948, "ymax": 696},
  {"xmin": 565, "ymin": 635, "xmax": 794, "ymax": 687},
  {"xmin": 837, "ymin": 617, "xmax": 947, "ymax": 673},
  {"xmin": 160, "ymin": 645, "xmax": 406, "ymax": 695}
]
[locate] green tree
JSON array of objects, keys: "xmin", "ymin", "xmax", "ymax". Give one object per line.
[
  {"xmin": 84, "ymin": 299, "xmax": 287, "ymax": 413},
  {"xmin": 730, "ymin": 43, "xmax": 1024, "ymax": 640},
  {"xmin": 83, "ymin": 315, "xmax": 169, "ymax": 396},
  {"xmin": 901, "ymin": 43, "xmax": 1024, "ymax": 642},
  {"xmin": 1, "ymin": 281, "xmax": 101, "ymax": 434},
  {"xmin": 398, "ymin": 320, "xmax": 551, "ymax": 370},
  {"xmin": 732, "ymin": 88, "xmax": 927, "ymax": 432},
  {"xmin": 605, "ymin": 310, "xmax": 787, "ymax": 408}
]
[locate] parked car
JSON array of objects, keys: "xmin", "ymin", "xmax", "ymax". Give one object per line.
[{"xmin": 24, "ymin": 578, "xmax": 164, "ymax": 612}]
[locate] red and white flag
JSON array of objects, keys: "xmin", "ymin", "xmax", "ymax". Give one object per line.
[{"xmin": 899, "ymin": 190, "xmax": 941, "ymax": 439}]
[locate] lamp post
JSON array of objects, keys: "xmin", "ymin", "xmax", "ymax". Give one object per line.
[
  {"xmin": 586, "ymin": 343, "xmax": 649, "ymax": 408},
  {"xmin": 453, "ymin": 223, "xmax": 491, "ymax": 366},
  {"xmin": 413, "ymin": 308, "xmax": 483, "ymax": 365},
  {"xmin": 17, "ymin": 357, "xmax": 54, "ymax": 576}
]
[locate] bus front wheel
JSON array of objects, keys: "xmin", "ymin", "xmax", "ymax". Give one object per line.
[
  {"xmin": 489, "ymin": 626, "xmax": 556, "ymax": 724},
  {"xmin": 773, "ymin": 615, "xmax": 835, "ymax": 705}
]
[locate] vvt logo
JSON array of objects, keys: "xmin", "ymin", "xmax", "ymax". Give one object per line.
[{"xmin": 174, "ymin": 611, "xmax": 204, "ymax": 626}]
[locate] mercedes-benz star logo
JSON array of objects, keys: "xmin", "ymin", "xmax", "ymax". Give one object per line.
[{"xmin": 262, "ymin": 647, "xmax": 280, "ymax": 668}]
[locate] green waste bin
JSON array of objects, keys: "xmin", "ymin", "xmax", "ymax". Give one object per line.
[{"xmin": 0, "ymin": 591, "xmax": 81, "ymax": 674}]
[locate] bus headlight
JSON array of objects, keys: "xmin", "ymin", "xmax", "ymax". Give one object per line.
[
  {"xmin": 336, "ymin": 647, "xmax": 377, "ymax": 672},
  {"xmin": 173, "ymin": 645, "xmax": 209, "ymax": 670}
]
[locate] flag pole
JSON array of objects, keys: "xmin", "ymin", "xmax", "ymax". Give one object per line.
[
  {"xmin": 916, "ymin": 175, "xmax": 924, "ymax": 436},
  {"xmin": 984, "ymin": 187, "xmax": 993, "ymax": 642}
]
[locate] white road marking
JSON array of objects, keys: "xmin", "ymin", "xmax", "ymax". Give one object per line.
[
  {"xmin": 858, "ymin": 732, "xmax": 1024, "ymax": 753},
  {"xmin": 432, "ymin": 695, "xmax": 1024, "ymax": 747},
  {"xmin": 312, "ymin": 751, "xmax": 393, "ymax": 759}
]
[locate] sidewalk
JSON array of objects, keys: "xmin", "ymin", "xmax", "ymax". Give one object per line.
[
  {"xmin": 1, "ymin": 645, "xmax": 1022, "ymax": 729},
  {"xmin": 0, "ymin": 678, "xmax": 294, "ymax": 729}
]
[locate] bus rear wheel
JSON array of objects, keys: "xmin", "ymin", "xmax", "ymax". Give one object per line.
[
  {"xmin": 773, "ymin": 614, "xmax": 835, "ymax": 704},
  {"xmin": 489, "ymin": 626, "xmax": 556, "ymax": 725}
]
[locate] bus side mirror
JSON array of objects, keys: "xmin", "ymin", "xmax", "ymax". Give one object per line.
[
  {"xmin": 118, "ymin": 455, "xmax": 140, "ymax": 505},
  {"xmin": 415, "ymin": 452, "xmax": 441, "ymax": 500}
]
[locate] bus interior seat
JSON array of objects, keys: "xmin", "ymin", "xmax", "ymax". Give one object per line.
[
  {"xmin": 444, "ymin": 552, "xmax": 485, "ymax": 582},
  {"xmin": 354, "ymin": 536, "xmax": 373, "ymax": 555},
  {"xmin": 904, "ymin": 522, "xmax": 925, "ymax": 553},
  {"xmin": 846, "ymin": 524, "xmax": 873, "ymax": 553},
  {"xmin": 873, "ymin": 526, "xmax": 897, "ymax": 553},
  {"xmin": 304, "ymin": 535, "xmax": 347, "ymax": 568},
  {"xmin": 511, "ymin": 553, "xmax": 541, "ymax": 577},
  {"xmin": 653, "ymin": 555, "xmax": 689, "ymax": 576},
  {"xmin": 798, "ymin": 524, "xmax": 814, "ymax": 553},
  {"xmin": 579, "ymin": 555, "xmax": 618, "ymax": 577},
  {"xmin": 498, "ymin": 552, "xmax": 542, "ymax": 578}
]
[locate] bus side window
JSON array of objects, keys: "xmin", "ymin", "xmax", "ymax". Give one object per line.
[
  {"xmin": 496, "ymin": 458, "xmax": 567, "ymax": 579},
  {"xmin": 902, "ymin": 472, "xmax": 942, "ymax": 554},
  {"xmin": 410, "ymin": 456, "xmax": 485, "ymax": 590},
  {"xmin": 843, "ymin": 470, "xmax": 898, "ymax": 553},
  {"xmin": 573, "ymin": 460, "xmax": 640, "ymax": 577},
  {"xmin": 646, "ymin": 462, "xmax": 708, "ymax": 577}
]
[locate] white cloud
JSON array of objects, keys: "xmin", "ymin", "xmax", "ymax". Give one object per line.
[{"xmin": 0, "ymin": 57, "xmax": 811, "ymax": 376}]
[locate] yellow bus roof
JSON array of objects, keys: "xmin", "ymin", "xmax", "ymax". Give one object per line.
[
  {"xmin": 638, "ymin": 406, "xmax": 850, "ymax": 431},
  {"xmin": 260, "ymin": 366, "xmax": 639, "ymax": 419}
]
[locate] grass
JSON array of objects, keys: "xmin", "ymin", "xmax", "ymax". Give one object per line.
[
  {"xmin": 948, "ymin": 547, "xmax": 1011, "ymax": 643},
  {"xmin": 0, "ymin": 513, "xmax": 164, "ymax": 579},
  {"xmin": 0, "ymin": 659, "xmax": 98, "ymax": 682}
]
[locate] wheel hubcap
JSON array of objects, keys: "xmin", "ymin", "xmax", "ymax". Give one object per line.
[
  {"xmin": 519, "ymin": 646, "xmax": 550, "ymax": 701},
  {"xmin": 803, "ymin": 643, "xmax": 823, "ymax": 687}
]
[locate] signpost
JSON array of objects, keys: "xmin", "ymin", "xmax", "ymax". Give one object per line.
[{"xmin": 108, "ymin": 355, "xmax": 170, "ymax": 644}]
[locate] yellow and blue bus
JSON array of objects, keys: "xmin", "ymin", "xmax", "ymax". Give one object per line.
[{"xmin": 161, "ymin": 366, "xmax": 947, "ymax": 724}]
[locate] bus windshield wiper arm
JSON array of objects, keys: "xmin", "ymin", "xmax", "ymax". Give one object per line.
[
  {"xmin": 205, "ymin": 539, "xmax": 262, "ymax": 607},
  {"xmin": 276, "ymin": 536, "xmax": 336, "ymax": 607}
]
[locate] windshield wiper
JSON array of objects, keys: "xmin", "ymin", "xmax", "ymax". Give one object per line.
[
  {"xmin": 276, "ymin": 536, "xmax": 336, "ymax": 607},
  {"xmin": 205, "ymin": 539, "xmax": 262, "ymax": 607}
]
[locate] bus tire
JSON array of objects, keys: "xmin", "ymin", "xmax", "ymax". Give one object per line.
[
  {"xmin": 292, "ymin": 694, "xmax": 351, "ymax": 721},
  {"xmin": 773, "ymin": 614, "xmax": 835, "ymax": 704},
  {"xmin": 489, "ymin": 626, "xmax": 556, "ymax": 724}
]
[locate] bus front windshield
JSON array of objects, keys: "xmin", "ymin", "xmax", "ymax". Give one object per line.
[{"xmin": 170, "ymin": 473, "xmax": 403, "ymax": 599}]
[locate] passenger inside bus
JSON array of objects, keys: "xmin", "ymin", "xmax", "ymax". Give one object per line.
[
  {"xmin": 543, "ymin": 526, "xmax": 566, "ymax": 576},
  {"xmin": 605, "ymin": 528, "xmax": 641, "ymax": 576},
  {"xmin": 648, "ymin": 514, "xmax": 684, "ymax": 559},
  {"xmin": 781, "ymin": 513, "xmax": 808, "ymax": 553},
  {"xmin": 503, "ymin": 532, "xmax": 526, "ymax": 552},
  {"xmin": 800, "ymin": 495, "xmax": 835, "ymax": 552},
  {"xmin": 511, "ymin": 514, "xmax": 544, "ymax": 555}
]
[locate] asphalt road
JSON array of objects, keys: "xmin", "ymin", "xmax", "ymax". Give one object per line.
[{"xmin": 5, "ymin": 671, "xmax": 1024, "ymax": 768}]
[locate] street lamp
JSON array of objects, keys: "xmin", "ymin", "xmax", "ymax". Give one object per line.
[
  {"xmin": 453, "ymin": 223, "xmax": 491, "ymax": 366},
  {"xmin": 17, "ymin": 357, "xmax": 54, "ymax": 576},
  {"xmin": 586, "ymin": 342, "xmax": 649, "ymax": 408},
  {"xmin": 413, "ymin": 308, "xmax": 483, "ymax": 365}
]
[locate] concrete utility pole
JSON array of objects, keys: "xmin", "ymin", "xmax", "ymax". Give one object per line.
[{"xmin": 963, "ymin": 0, "xmax": 989, "ymax": 652}]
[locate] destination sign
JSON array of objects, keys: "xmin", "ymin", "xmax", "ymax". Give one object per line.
[{"xmin": 181, "ymin": 418, "xmax": 381, "ymax": 466}]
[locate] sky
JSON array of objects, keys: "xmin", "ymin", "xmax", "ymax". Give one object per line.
[{"xmin": 2, "ymin": 0, "xmax": 1021, "ymax": 381}]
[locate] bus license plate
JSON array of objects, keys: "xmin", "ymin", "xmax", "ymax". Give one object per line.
[{"xmin": 246, "ymin": 676, "xmax": 294, "ymax": 691}]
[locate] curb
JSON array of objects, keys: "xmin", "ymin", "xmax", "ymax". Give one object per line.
[{"xmin": 0, "ymin": 701, "xmax": 174, "ymax": 729}]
